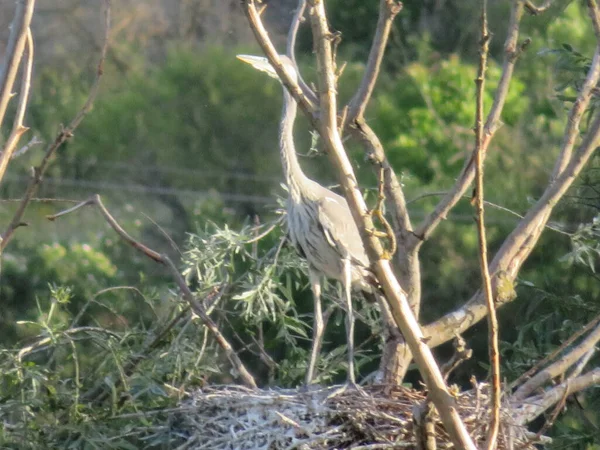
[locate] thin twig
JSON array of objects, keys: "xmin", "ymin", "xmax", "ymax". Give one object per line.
[
  {"xmin": 286, "ymin": 0, "xmax": 317, "ymax": 105},
  {"xmin": 345, "ymin": 0, "xmax": 403, "ymax": 124},
  {"xmin": 568, "ymin": 348, "xmax": 595, "ymax": 379},
  {"xmin": 48, "ymin": 194, "xmax": 257, "ymax": 389},
  {"xmin": 473, "ymin": 4, "xmax": 500, "ymax": 449},
  {"xmin": 342, "ymin": 0, "xmax": 416, "ymax": 336},
  {"xmin": 17, "ymin": 326, "xmax": 121, "ymax": 360},
  {"xmin": 408, "ymin": 191, "xmax": 573, "ymax": 236},
  {"xmin": 0, "ymin": 0, "xmax": 111, "ymax": 251},
  {"xmin": 532, "ymin": 382, "xmax": 569, "ymax": 442},
  {"xmin": 414, "ymin": 0, "xmax": 527, "ymax": 244},
  {"xmin": 286, "ymin": 0, "xmax": 306, "ymax": 66},
  {"xmin": 11, "ymin": 135, "xmax": 42, "ymax": 159}
]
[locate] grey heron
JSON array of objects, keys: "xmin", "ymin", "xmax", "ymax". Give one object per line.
[{"xmin": 237, "ymin": 54, "xmax": 378, "ymax": 387}]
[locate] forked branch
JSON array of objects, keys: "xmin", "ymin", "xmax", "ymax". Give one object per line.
[
  {"xmin": 423, "ymin": 110, "xmax": 600, "ymax": 349},
  {"xmin": 306, "ymin": 1, "xmax": 476, "ymax": 448},
  {"xmin": 345, "ymin": 0, "xmax": 403, "ymax": 123},
  {"xmin": 421, "ymin": 3, "xmax": 600, "ymax": 351},
  {"xmin": 414, "ymin": 0, "xmax": 527, "ymax": 245}
]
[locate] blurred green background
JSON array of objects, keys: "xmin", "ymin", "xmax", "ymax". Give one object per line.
[{"xmin": 0, "ymin": 0, "xmax": 599, "ymax": 447}]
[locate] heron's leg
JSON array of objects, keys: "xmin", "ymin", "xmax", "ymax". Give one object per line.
[
  {"xmin": 306, "ymin": 268, "xmax": 324, "ymax": 385},
  {"xmin": 342, "ymin": 257, "xmax": 357, "ymax": 386}
]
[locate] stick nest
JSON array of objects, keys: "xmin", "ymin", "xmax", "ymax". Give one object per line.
[{"xmin": 173, "ymin": 384, "xmax": 541, "ymax": 449}]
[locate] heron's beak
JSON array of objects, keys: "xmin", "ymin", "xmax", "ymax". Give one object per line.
[{"xmin": 236, "ymin": 54, "xmax": 278, "ymax": 79}]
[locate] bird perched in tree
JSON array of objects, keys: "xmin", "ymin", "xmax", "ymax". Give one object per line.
[{"xmin": 237, "ymin": 54, "xmax": 379, "ymax": 388}]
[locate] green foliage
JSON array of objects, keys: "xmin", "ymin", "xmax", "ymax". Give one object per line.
[
  {"xmin": 2, "ymin": 1, "xmax": 600, "ymax": 447},
  {"xmin": 182, "ymin": 218, "xmax": 380, "ymax": 386},
  {"xmin": 0, "ymin": 216, "xmax": 383, "ymax": 448},
  {"xmin": 562, "ymin": 215, "xmax": 600, "ymax": 272},
  {"xmin": 370, "ymin": 53, "xmax": 528, "ymax": 183}
]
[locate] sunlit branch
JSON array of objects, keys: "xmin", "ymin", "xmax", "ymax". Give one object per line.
[
  {"xmin": 472, "ymin": 3, "xmax": 500, "ymax": 448},
  {"xmin": 0, "ymin": 0, "xmax": 35, "ymax": 129},
  {"xmin": 0, "ymin": 29, "xmax": 33, "ymax": 185}
]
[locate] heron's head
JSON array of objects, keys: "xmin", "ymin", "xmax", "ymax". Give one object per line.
[{"xmin": 236, "ymin": 54, "xmax": 298, "ymax": 83}]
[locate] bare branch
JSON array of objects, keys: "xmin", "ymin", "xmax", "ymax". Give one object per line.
[
  {"xmin": 0, "ymin": 0, "xmax": 35, "ymax": 129},
  {"xmin": 532, "ymin": 383, "xmax": 569, "ymax": 442},
  {"xmin": 11, "ymin": 135, "xmax": 42, "ymax": 159},
  {"xmin": 414, "ymin": 1, "xmax": 527, "ymax": 244},
  {"xmin": 524, "ymin": 1, "xmax": 554, "ymax": 15},
  {"xmin": 341, "ymin": 0, "xmax": 417, "ymax": 341},
  {"xmin": 0, "ymin": 0, "xmax": 111, "ymax": 251},
  {"xmin": 346, "ymin": 0, "xmax": 403, "ymax": 123},
  {"xmin": 513, "ymin": 320, "xmax": 600, "ymax": 401},
  {"xmin": 421, "ymin": 46, "xmax": 600, "ymax": 351},
  {"xmin": 48, "ymin": 194, "xmax": 258, "ymax": 389},
  {"xmin": 568, "ymin": 348, "xmax": 595, "ymax": 379},
  {"xmin": 589, "ymin": 0, "xmax": 600, "ymax": 40},
  {"xmin": 47, "ymin": 196, "xmax": 162, "ymax": 262},
  {"xmin": 510, "ymin": 312, "xmax": 600, "ymax": 389},
  {"xmin": 514, "ymin": 368, "xmax": 600, "ymax": 425},
  {"xmin": 472, "ymin": 4, "xmax": 500, "ymax": 447},
  {"xmin": 242, "ymin": 0, "xmax": 316, "ymax": 120},
  {"xmin": 306, "ymin": 1, "xmax": 476, "ymax": 448},
  {"xmin": 0, "ymin": 28, "xmax": 33, "ymax": 184}
]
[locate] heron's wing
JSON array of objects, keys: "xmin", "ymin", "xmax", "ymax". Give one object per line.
[{"xmin": 315, "ymin": 187, "xmax": 369, "ymax": 268}]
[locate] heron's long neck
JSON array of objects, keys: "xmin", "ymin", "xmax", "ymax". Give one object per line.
[{"xmin": 280, "ymin": 88, "xmax": 309, "ymax": 201}]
